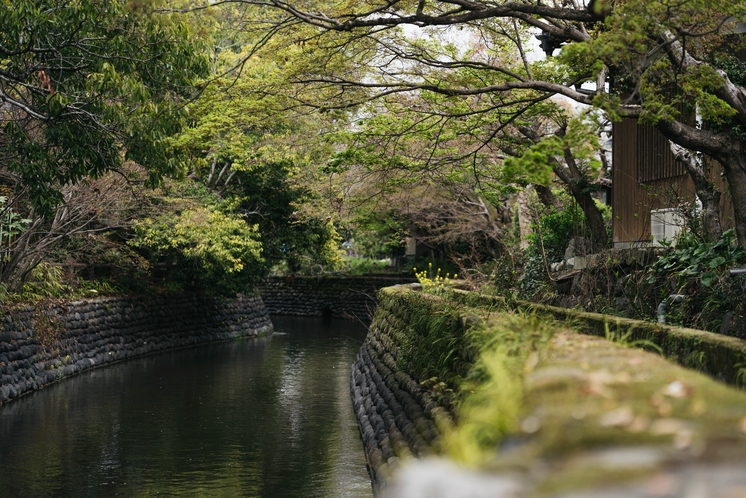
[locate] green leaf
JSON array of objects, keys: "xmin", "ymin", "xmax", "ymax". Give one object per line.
[
  {"xmin": 701, "ymin": 271, "xmax": 717, "ymax": 287},
  {"xmin": 708, "ymin": 256, "xmax": 726, "ymax": 269}
]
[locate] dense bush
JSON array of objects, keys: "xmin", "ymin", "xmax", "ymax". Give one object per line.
[
  {"xmin": 639, "ymin": 229, "xmax": 746, "ymax": 335},
  {"xmin": 520, "ymin": 205, "xmax": 581, "ymax": 296},
  {"xmin": 130, "ymin": 207, "xmax": 264, "ymax": 296}
]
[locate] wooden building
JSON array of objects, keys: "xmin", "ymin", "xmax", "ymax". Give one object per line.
[
  {"xmin": 611, "ymin": 119, "xmax": 734, "ymax": 247},
  {"xmin": 611, "ymin": 19, "xmax": 745, "ymax": 248}
]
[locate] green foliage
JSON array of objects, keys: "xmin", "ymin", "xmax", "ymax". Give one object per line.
[
  {"xmin": 446, "ymin": 312, "xmax": 554, "ymax": 464},
  {"xmin": 0, "ymin": 0, "xmax": 209, "ymax": 213},
  {"xmin": 520, "ymin": 204, "xmax": 584, "ymax": 296},
  {"xmin": 314, "ymin": 221, "xmax": 345, "ymax": 273},
  {"xmin": 533, "ymin": 204, "xmax": 583, "ymax": 261},
  {"xmin": 350, "ymin": 210, "xmax": 408, "ymax": 259},
  {"xmin": 554, "ymin": 0, "xmax": 746, "ymax": 128},
  {"xmin": 503, "ymin": 114, "xmax": 602, "ymax": 187},
  {"xmin": 604, "ymin": 323, "xmax": 663, "ymax": 355},
  {"xmin": 445, "ymin": 346, "xmax": 522, "ymax": 464},
  {"xmin": 706, "ymin": 56, "xmax": 746, "ymax": 144},
  {"xmin": 415, "ymin": 262, "xmax": 458, "ymax": 294},
  {"xmin": 223, "ymin": 161, "xmax": 343, "ymax": 274},
  {"xmin": 650, "ymin": 230, "xmax": 746, "ymax": 288},
  {"xmin": 502, "ymin": 138, "xmax": 558, "ymax": 186},
  {"xmin": 380, "ymin": 291, "xmax": 473, "ymax": 399},
  {"xmin": 406, "ymin": 256, "xmax": 460, "ymax": 278},
  {"xmin": 18, "ymin": 263, "xmax": 69, "ymax": 300},
  {"xmin": 630, "ymin": 229, "xmax": 746, "ymax": 333},
  {"xmin": 129, "ymin": 206, "xmax": 264, "ymax": 296},
  {"xmin": 49, "ymin": 234, "xmax": 152, "ymax": 295},
  {"xmin": 715, "ymin": 57, "xmax": 746, "ymax": 88},
  {"xmin": 340, "ymin": 256, "xmax": 390, "ymax": 275},
  {"xmin": 170, "ymin": 51, "xmax": 337, "ymax": 180},
  {"xmin": 0, "ymin": 197, "xmax": 31, "ymax": 259}
]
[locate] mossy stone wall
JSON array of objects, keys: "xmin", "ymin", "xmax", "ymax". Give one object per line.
[
  {"xmin": 451, "ymin": 291, "xmax": 746, "ymax": 386},
  {"xmin": 351, "ymin": 286, "xmax": 460, "ymax": 493},
  {"xmin": 357, "ymin": 286, "xmax": 746, "ymax": 497},
  {"xmin": 259, "ymin": 276, "xmax": 415, "ymax": 320},
  {"xmin": 0, "ymin": 295, "xmax": 272, "ymax": 404}
]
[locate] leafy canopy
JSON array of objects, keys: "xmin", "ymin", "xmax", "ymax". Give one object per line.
[
  {"xmin": 0, "ymin": 0, "xmax": 209, "ymax": 213},
  {"xmin": 130, "ymin": 203, "xmax": 264, "ymax": 296}
]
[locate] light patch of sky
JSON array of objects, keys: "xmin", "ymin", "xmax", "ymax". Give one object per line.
[
  {"xmin": 398, "ymin": 23, "xmax": 595, "ymax": 113},
  {"xmin": 398, "ymin": 22, "xmax": 609, "ymax": 167}
]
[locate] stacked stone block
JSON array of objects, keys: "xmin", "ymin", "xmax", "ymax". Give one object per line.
[
  {"xmin": 260, "ymin": 276, "xmax": 415, "ymax": 320},
  {"xmin": 0, "ymin": 295, "xmax": 272, "ymax": 404},
  {"xmin": 350, "ymin": 294, "xmax": 454, "ymax": 495}
]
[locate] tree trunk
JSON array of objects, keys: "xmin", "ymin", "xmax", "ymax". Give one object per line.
[
  {"xmin": 567, "ymin": 178, "xmax": 608, "ymax": 253},
  {"xmin": 656, "ymin": 121, "xmax": 746, "ymax": 246},
  {"xmin": 551, "ymin": 158, "xmax": 609, "ymax": 253},
  {"xmin": 535, "ymin": 184, "xmax": 561, "ymax": 210},
  {"xmin": 668, "ymin": 142, "xmax": 723, "ymax": 242},
  {"xmin": 517, "ymin": 187, "xmax": 533, "ymax": 249},
  {"xmin": 720, "ymin": 146, "xmax": 746, "ymax": 247}
]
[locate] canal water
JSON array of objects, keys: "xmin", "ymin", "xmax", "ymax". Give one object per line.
[{"xmin": 0, "ymin": 316, "xmax": 373, "ymax": 497}]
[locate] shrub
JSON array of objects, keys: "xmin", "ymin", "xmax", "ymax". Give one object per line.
[{"xmin": 129, "ymin": 207, "xmax": 264, "ymax": 296}]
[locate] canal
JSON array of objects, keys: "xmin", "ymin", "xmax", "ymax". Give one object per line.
[{"xmin": 0, "ymin": 316, "xmax": 373, "ymax": 497}]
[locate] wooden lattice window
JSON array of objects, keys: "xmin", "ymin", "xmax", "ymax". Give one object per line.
[{"xmin": 636, "ymin": 122, "xmax": 685, "ymax": 183}]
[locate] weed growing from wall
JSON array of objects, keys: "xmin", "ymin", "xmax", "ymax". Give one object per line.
[
  {"xmin": 445, "ymin": 311, "xmax": 555, "ymax": 464},
  {"xmin": 414, "ymin": 262, "xmax": 457, "ymax": 294},
  {"xmin": 34, "ymin": 311, "xmax": 64, "ymax": 355},
  {"xmin": 382, "ymin": 290, "xmax": 472, "ymax": 392}
]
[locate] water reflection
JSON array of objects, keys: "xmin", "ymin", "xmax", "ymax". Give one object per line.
[{"xmin": 0, "ymin": 316, "xmax": 372, "ymax": 498}]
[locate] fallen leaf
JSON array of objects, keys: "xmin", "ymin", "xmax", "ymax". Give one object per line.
[
  {"xmin": 658, "ymin": 403, "xmax": 672, "ymax": 416},
  {"xmin": 583, "ymin": 370, "xmax": 614, "ymax": 397},
  {"xmin": 649, "ymin": 418, "xmax": 690, "ymax": 435},
  {"xmin": 599, "ymin": 406, "xmax": 634, "ymax": 427},
  {"xmin": 627, "ymin": 415, "xmax": 651, "ymax": 433},
  {"xmin": 521, "ymin": 416, "xmax": 541, "ymax": 434},
  {"xmin": 650, "ymin": 393, "xmax": 672, "ymax": 417},
  {"xmin": 662, "ymin": 380, "xmax": 692, "ymax": 398},
  {"xmin": 673, "ymin": 429, "xmax": 693, "ymax": 450},
  {"xmin": 689, "ymin": 397, "xmax": 707, "ymax": 416},
  {"xmin": 615, "ymin": 371, "xmax": 632, "ymax": 384},
  {"xmin": 644, "ymin": 473, "xmax": 680, "ymax": 496}
]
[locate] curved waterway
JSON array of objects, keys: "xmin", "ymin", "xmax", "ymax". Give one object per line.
[{"xmin": 0, "ymin": 316, "xmax": 373, "ymax": 497}]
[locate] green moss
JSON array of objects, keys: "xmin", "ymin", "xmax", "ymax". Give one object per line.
[
  {"xmin": 536, "ymin": 464, "xmax": 654, "ymax": 496},
  {"xmin": 373, "ymin": 285, "xmax": 746, "ymax": 495},
  {"xmin": 512, "ymin": 299, "xmax": 746, "ymax": 386}
]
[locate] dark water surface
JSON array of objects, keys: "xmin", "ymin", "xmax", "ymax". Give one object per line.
[{"xmin": 0, "ymin": 316, "xmax": 373, "ymax": 498}]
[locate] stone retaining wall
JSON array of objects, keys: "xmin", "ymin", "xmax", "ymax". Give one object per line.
[
  {"xmin": 355, "ymin": 286, "xmax": 746, "ymax": 497},
  {"xmin": 450, "ymin": 290, "xmax": 746, "ymax": 386},
  {"xmin": 0, "ymin": 294, "xmax": 272, "ymax": 404},
  {"xmin": 259, "ymin": 276, "xmax": 415, "ymax": 320},
  {"xmin": 350, "ymin": 286, "xmax": 455, "ymax": 494}
]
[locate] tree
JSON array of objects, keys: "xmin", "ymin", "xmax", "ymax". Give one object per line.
[
  {"xmin": 0, "ymin": 0, "xmax": 208, "ymax": 213},
  {"xmin": 502, "ymin": 111, "xmax": 609, "ymax": 251},
  {"xmin": 167, "ymin": 16, "xmax": 349, "ymax": 274},
  {"xmin": 329, "ymin": 106, "xmax": 517, "ymax": 259},
  {"xmin": 216, "ymin": 0, "xmax": 746, "ymax": 245},
  {"xmin": 327, "ymin": 83, "xmax": 609, "ymax": 253},
  {"xmin": 0, "ymin": 0, "xmax": 209, "ymax": 290},
  {"xmin": 0, "ymin": 166, "xmax": 149, "ymax": 292},
  {"xmin": 129, "ymin": 203, "xmax": 264, "ymax": 296}
]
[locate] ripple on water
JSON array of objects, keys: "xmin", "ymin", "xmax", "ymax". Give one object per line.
[{"xmin": 0, "ymin": 316, "xmax": 373, "ymax": 498}]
